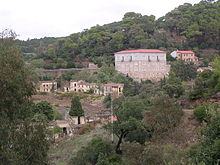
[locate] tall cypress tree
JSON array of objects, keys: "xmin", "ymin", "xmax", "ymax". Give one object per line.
[{"xmin": 69, "ymin": 96, "xmax": 84, "ymax": 124}]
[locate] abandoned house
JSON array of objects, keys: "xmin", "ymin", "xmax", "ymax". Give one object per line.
[
  {"xmin": 63, "ymin": 80, "xmax": 124, "ymax": 97},
  {"xmin": 38, "ymin": 81, "xmax": 57, "ymax": 92}
]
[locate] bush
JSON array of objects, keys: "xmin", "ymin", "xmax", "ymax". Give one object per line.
[
  {"xmin": 194, "ymin": 104, "xmax": 219, "ymax": 122},
  {"xmin": 190, "ymin": 113, "xmax": 220, "ymax": 165},
  {"xmin": 141, "ymin": 145, "xmax": 190, "ymax": 165},
  {"xmin": 144, "ymin": 95, "xmax": 183, "ymax": 138},
  {"xmin": 103, "ymin": 94, "xmax": 111, "ymax": 108},
  {"xmin": 69, "ymin": 138, "xmax": 112, "ymax": 165},
  {"xmin": 33, "ymin": 101, "xmax": 54, "ymax": 121},
  {"xmin": 194, "ymin": 106, "xmax": 207, "ymax": 121},
  {"xmin": 77, "ymin": 124, "xmax": 95, "ymax": 135}
]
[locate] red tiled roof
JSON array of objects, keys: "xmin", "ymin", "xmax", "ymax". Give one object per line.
[
  {"xmin": 177, "ymin": 50, "xmax": 194, "ymax": 54},
  {"xmin": 115, "ymin": 49, "xmax": 165, "ymax": 54}
]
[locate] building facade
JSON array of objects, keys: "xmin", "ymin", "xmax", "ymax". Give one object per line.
[
  {"xmin": 38, "ymin": 81, "xmax": 57, "ymax": 92},
  {"xmin": 115, "ymin": 49, "xmax": 170, "ymax": 82},
  {"xmin": 103, "ymin": 83, "xmax": 124, "ymax": 97},
  {"xmin": 171, "ymin": 50, "xmax": 199, "ymax": 63},
  {"xmin": 63, "ymin": 80, "xmax": 124, "ymax": 97}
]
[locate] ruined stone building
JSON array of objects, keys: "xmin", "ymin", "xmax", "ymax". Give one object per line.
[
  {"xmin": 171, "ymin": 50, "xmax": 199, "ymax": 64},
  {"xmin": 63, "ymin": 80, "xmax": 124, "ymax": 97},
  {"xmin": 38, "ymin": 81, "xmax": 57, "ymax": 92},
  {"xmin": 115, "ymin": 49, "xmax": 170, "ymax": 82}
]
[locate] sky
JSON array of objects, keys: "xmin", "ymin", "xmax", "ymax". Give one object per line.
[{"xmin": 0, "ymin": 0, "xmax": 202, "ymax": 40}]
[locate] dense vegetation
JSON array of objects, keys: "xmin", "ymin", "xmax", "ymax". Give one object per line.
[
  {"xmin": 0, "ymin": 30, "xmax": 50, "ymax": 164},
  {"xmin": 20, "ymin": 0, "xmax": 220, "ymax": 69},
  {"xmin": 1, "ymin": 1, "xmax": 220, "ymax": 164}
]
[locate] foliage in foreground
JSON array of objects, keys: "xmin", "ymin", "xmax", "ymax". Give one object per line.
[
  {"xmin": 68, "ymin": 137, "xmax": 112, "ymax": 165},
  {"xmin": 0, "ymin": 30, "xmax": 50, "ymax": 164},
  {"xmin": 190, "ymin": 112, "xmax": 220, "ymax": 165}
]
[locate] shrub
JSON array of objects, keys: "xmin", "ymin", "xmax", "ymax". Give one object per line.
[
  {"xmin": 69, "ymin": 138, "xmax": 112, "ymax": 165},
  {"xmin": 194, "ymin": 104, "xmax": 219, "ymax": 122}
]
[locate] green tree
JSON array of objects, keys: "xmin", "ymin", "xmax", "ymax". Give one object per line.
[
  {"xmin": 213, "ymin": 57, "xmax": 220, "ymax": 90},
  {"xmin": 144, "ymin": 95, "xmax": 183, "ymax": 139},
  {"xmin": 69, "ymin": 96, "xmax": 84, "ymax": 124},
  {"xmin": 161, "ymin": 71, "xmax": 184, "ymax": 98},
  {"xmin": 103, "ymin": 94, "xmax": 111, "ymax": 108},
  {"xmin": 171, "ymin": 60, "xmax": 197, "ymax": 81},
  {"xmin": 105, "ymin": 99, "xmax": 148, "ymax": 154},
  {"xmin": 189, "ymin": 70, "xmax": 218, "ymax": 99},
  {"xmin": 0, "ymin": 30, "xmax": 49, "ymax": 165},
  {"xmin": 190, "ymin": 112, "xmax": 220, "ymax": 165},
  {"xmin": 0, "ymin": 30, "xmax": 36, "ymax": 120},
  {"xmin": 33, "ymin": 101, "xmax": 54, "ymax": 121}
]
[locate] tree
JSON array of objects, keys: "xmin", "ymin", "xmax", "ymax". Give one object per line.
[
  {"xmin": 0, "ymin": 30, "xmax": 36, "ymax": 120},
  {"xmin": 105, "ymin": 99, "xmax": 149, "ymax": 154},
  {"xmin": 103, "ymin": 94, "xmax": 111, "ymax": 108},
  {"xmin": 189, "ymin": 70, "xmax": 218, "ymax": 99},
  {"xmin": 171, "ymin": 60, "xmax": 197, "ymax": 81},
  {"xmin": 0, "ymin": 30, "xmax": 49, "ymax": 164},
  {"xmin": 161, "ymin": 71, "xmax": 184, "ymax": 98},
  {"xmin": 213, "ymin": 57, "xmax": 220, "ymax": 90},
  {"xmin": 190, "ymin": 112, "xmax": 220, "ymax": 164},
  {"xmin": 144, "ymin": 95, "xmax": 183, "ymax": 139},
  {"xmin": 69, "ymin": 96, "xmax": 84, "ymax": 124},
  {"xmin": 33, "ymin": 101, "xmax": 54, "ymax": 121}
]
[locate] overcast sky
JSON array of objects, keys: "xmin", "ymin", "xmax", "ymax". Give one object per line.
[{"xmin": 0, "ymin": 0, "xmax": 201, "ymax": 40}]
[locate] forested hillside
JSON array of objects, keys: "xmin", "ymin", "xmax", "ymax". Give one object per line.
[{"xmin": 20, "ymin": 0, "xmax": 220, "ymax": 69}]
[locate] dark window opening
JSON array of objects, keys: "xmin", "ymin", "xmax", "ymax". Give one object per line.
[{"xmin": 63, "ymin": 127, "xmax": 67, "ymax": 135}]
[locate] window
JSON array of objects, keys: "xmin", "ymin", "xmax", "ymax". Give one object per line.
[
  {"xmin": 148, "ymin": 56, "xmax": 151, "ymax": 62},
  {"xmin": 157, "ymin": 56, "xmax": 159, "ymax": 61},
  {"xmin": 129, "ymin": 56, "xmax": 132, "ymax": 62},
  {"xmin": 121, "ymin": 56, "xmax": 124, "ymax": 62}
]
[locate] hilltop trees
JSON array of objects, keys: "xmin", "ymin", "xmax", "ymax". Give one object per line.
[
  {"xmin": 0, "ymin": 30, "xmax": 49, "ymax": 164},
  {"xmin": 69, "ymin": 96, "xmax": 84, "ymax": 124},
  {"xmin": 19, "ymin": 0, "xmax": 220, "ymax": 70}
]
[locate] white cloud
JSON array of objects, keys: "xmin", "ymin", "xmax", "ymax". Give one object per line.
[{"xmin": 0, "ymin": 0, "xmax": 201, "ymax": 40}]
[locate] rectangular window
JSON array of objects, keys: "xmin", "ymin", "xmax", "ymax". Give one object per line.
[
  {"xmin": 129, "ymin": 56, "xmax": 132, "ymax": 62},
  {"xmin": 121, "ymin": 56, "xmax": 124, "ymax": 62}
]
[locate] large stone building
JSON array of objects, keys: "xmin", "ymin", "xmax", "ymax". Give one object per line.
[
  {"xmin": 115, "ymin": 49, "xmax": 170, "ymax": 82},
  {"xmin": 171, "ymin": 50, "xmax": 199, "ymax": 64}
]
